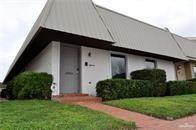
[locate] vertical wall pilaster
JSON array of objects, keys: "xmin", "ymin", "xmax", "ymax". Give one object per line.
[{"xmin": 51, "ymin": 41, "xmax": 61, "ymax": 95}]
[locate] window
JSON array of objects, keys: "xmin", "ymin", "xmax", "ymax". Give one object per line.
[
  {"xmin": 145, "ymin": 59, "xmax": 156, "ymax": 69},
  {"xmin": 111, "ymin": 54, "xmax": 126, "ymax": 79},
  {"xmin": 194, "ymin": 66, "xmax": 196, "ymax": 78}
]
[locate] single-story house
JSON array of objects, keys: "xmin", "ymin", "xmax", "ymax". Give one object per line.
[{"xmin": 3, "ymin": 0, "xmax": 196, "ymax": 96}]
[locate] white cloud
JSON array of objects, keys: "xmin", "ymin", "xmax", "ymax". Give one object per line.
[{"xmin": 0, "ymin": 0, "xmax": 195, "ymax": 82}]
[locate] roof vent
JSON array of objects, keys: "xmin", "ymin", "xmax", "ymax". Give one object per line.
[{"xmin": 164, "ymin": 27, "xmax": 170, "ymax": 31}]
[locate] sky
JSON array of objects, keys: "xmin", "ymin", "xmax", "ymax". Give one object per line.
[{"xmin": 0, "ymin": 0, "xmax": 196, "ymax": 82}]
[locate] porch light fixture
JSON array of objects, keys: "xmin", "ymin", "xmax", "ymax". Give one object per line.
[{"xmin": 88, "ymin": 52, "xmax": 91, "ymax": 57}]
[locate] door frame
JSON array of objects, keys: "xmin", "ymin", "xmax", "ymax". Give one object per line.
[{"xmin": 60, "ymin": 43, "xmax": 81, "ymax": 94}]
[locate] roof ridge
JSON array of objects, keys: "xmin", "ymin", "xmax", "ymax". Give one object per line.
[
  {"xmin": 42, "ymin": 0, "xmax": 55, "ymax": 27},
  {"xmin": 91, "ymin": 1, "xmax": 115, "ymax": 42},
  {"xmin": 168, "ymin": 32, "xmax": 188, "ymax": 59},
  {"xmin": 95, "ymin": 4, "xmax": 168, "ymax": 33}
]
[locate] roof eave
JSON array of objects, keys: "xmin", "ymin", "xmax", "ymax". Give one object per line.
[{"xmin": 187, "ymin": 56, "xmax": 196, "ymax": 61}]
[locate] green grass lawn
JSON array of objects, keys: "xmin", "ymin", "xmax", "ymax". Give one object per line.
[
  {"xmin": 0, "ymin": 100, "xmax": 135, "ymax": 130},
  {"xmin": 105, "ymin": 94, "xmax": 196, "ymax": 120}
]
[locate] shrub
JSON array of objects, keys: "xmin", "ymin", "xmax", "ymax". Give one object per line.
[
  {"xmin": 5, "ymin": 81, "xmax": 15, "ymax": 99},
  {"xmin": 130, "ymin": 69, "xmax": 167, "ymax": 96},
  {"xmin": 166, "ymin": 81, "xmax": 196, "ymax": 96},
  {"xmin": 0, "ymin": 89, "xmax": 7, "ymax": 98},
  {"xmin": 96, "ymin": 79, "xmax": 154, "ymax": 101},
  {"xmin": 5, "ymin": 72, "xmax": 53, "ymax": 100},
  {"xmin": 130, "ymin": 69, "xmax": 166, "ymax": 83}
]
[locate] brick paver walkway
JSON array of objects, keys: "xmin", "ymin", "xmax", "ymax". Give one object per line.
[{"xmin": 76, "ymin": 102, "xmax": 196, "ymax": 130}]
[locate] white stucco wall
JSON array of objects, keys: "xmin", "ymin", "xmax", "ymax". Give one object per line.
[
  {"xmin": 81, "ymin": 46, "xmax": 111, "ymax": 95},
  {"xmin": 25, "ymin": 43, "xmax": 52, "ymax": 73},
  {"xmin": 81, "ymin": 47, "xmax": 176, "ymax": 95},
  {"xmin": 25, "ymin": 41, "xmax": 61, "ymax": 95},
  {"xmin": 127, "ymin": 54, "xmax": 176, "ymax": 81},
  {"xmin": 157, "ymin": 59, "xmax": 176, "ymax": 81},
  {"xmin": 25, "ymin": 43, "xmax": 176, "ymax": 96}
]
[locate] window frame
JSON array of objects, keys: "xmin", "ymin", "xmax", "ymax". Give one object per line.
[
  {"xmin": 111, "ymin": 54, "xmax": 127, "ymax": 79},
  {"xmin": 145, "ymin": 59, "xmax": 157, "ymax": 69}
]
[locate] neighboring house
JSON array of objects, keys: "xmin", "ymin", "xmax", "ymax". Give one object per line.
[
  {"xmin": 3, "ymin": 0, "xmax": 195, "ymax": 96},
  {"xmin": 0, "ymin": 82, "xmax": 6, "ymax": 93},
  {"xmin": 173, "ymin": 35, "xmax": 196, "ymax": 80}
]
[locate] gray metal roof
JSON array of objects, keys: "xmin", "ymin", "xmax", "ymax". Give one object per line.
[
  {"xmin": 173, "ymin": 35, "xmax": 196, "ymax": 60},
  {"xmin": 43, "ymin": 0, "xmax": 113, "ymax": 42},
  {"xmin": 96, "ymin": 5, "xmax": 187, "ymax": 60},
  {"xmin": 186, "ymin": 37, "xmax": 196, "ymax": 43}
]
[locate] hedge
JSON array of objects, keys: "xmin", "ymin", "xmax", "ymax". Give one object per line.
[
  {"xmin": 189, "ymin": 81, "xmax": 196, "ymax": 93},
  {"xmin": 96, "ymin": 79, "xmax": 196, "ymax": 100},
  {"xmin": 6, "ymin": 80, "xmax": 14, "ymax": 99},
  {"xmin": 5, "ymin": 72, "xmax": 53, "ymax": 100},
  {"xmin": 166, "ymin": 81, "xmax": 196, "ymax": 96},
  {"xmin": 130, "ymin": 69, "xmax": 166, "ymax": 83},
  {"xmin": 96, "ymin": 79, "xmax": 159, "ymax": 101},
  {"xmin": 130, "ymin": 69, "xmax": 167, "ymax": 96},
  {"xmin": 187, "ymin": 78, "xmax": 196, "ymax": 82}
]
